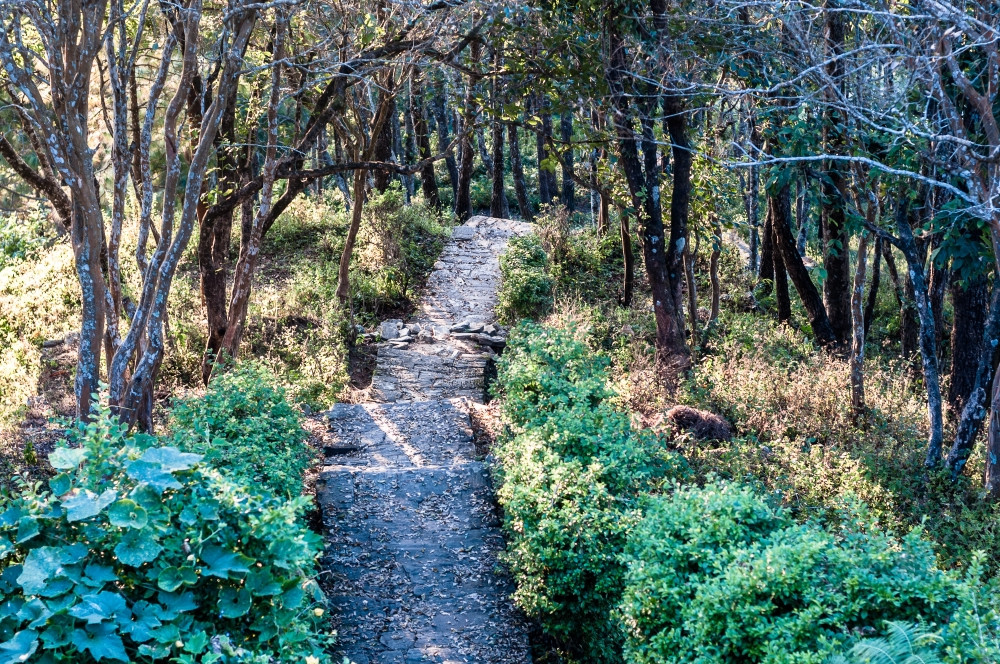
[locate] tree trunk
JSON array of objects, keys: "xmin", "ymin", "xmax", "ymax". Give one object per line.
[
  {"xmin": 822, "ymin": 3, "xmax": 852, "ymax": 345},
  {"xmin": 509, "ymin": 123, "xmax": 533, "ymax": 221},
  {"xmin": 863, "ymin": 236, "xmax": 882, "ymax": 338},
  {"xmin": 893, "ymin": 202, "xmax": 945, "ymax": 467},
  {"xmin": 663, "ymin": 96, "xmax": 691, "ymax": 324},
  {"xmin": 490, "ymin": 120, "xmax": 508, "ymax": 217},
  {"xmin": 337, "ymin": 170, "xmax": 368, "ymax": 303},
  {"xmin": 490, "ymin": 47, "xmax": 509, "ymax": 218},
  {"xmin": 758, "ymin": 206, "xmax": 774, "ymax": 290},
  {"xmin": 769, "ymin": 174, "xmax": 838, "ymax": 346},
  {"xmin": 410, "ymin": 69, "xmax": 440, "ymax": 209},
  {"xmin": 620, "ymin": 210, "xmax": 635, "ymax": 307},
  {"xmin": 608, "ymin": 28, "xmax": 687, "ymax": 364},
  {"xmin": 455, "ymin": 42, "xmax": 481, "ymax": 221},
  {"xmin": 746, "ymin": 126, "xmax": 760, "ymax": 273},
  {"xmin": 372, "ymin": 90, "xmax": 395, "ymax": 193},
  {"xmin": 949, "ymin": 271, "xmax": 989, "ymax": 414},
  {"xmin": 432, "ymin": 76, "xmax": 459, "ymax": 203},
  {"xmin": 537, "ymin": 97, "xmax": 553, "ymax": 206},
  {"xmin": 772, "ymin": 213, "xmax": 791, "ymax": 323},
  {"xmin": 945, "ymin": 283, "xmax": 1000, "ymax": 476},
  {"xmin": 796, "ymin": 176, "xmax": 809, "ymax": 256},
  {"xmin": 985, "ymin": 375, "xmax": 1000, "ymax": 497},
  {"xmin": 560, "ymin": 111, "xmax": 575, "ymax": 211},
  {"xmin": 709, "ymin": 217, "xmax": 722, "ymax": 323},
  {"xmin": 850, "ymin": 232, "xmax": 871, "ymax": 415}
]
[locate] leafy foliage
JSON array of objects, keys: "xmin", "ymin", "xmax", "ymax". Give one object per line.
[
  {"xmin": 496, "ymin": 235, "xmax": 554, "ymax": 323},
  {"xmin": 828, "ymin": 622, "xmax": 943, "ymax": 664},
  {"xmin": 621, "ymin": 482, "xmax": 959, "ymax": 664},
  {"xmin": 494, "ymin": 324, "xmax": 683, "ymax": 662},
  {"xmin": 0, "ymin": 406, "xmax": 330, "ymax": 663},
  {"xmin": 168, "ymin": 362, "xmax": 312, "ymax": 499}
]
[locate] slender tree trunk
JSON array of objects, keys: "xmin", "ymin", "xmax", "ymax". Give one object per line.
[
  {"xmin": 772, "ymin": 213, "xmax": 791, "ymax": 323},
  {"xmin": 410, "ymin": 69, "xmax": 440, "ymax": 208},
  {"xmin": 946, "ymin": 283, "xmax": 1000, "ymax": 475},
  {"xmin": 620, "ymin": 211, "xmax": 635, "ymax": 308},
  {"xmin": 490, "ymin": 47, "xmax": 509, "ymax": 218},
  {"xmin": 372, "ymin": 90, "xmax": 395, "ymax": 193},
  {"xmin": 560, "ymin": 111, "xmax": 575, "ymax": 211},
  {"xmin": 536, "ymin": 96, "xmax": 553, "ymax": 206},
  {"xmin": 509, "ymin": 122, "xmax": 532, "ymax": 221},
  {"xmin": 746, "ymin": 121, "xmax": 761, "ymax": 272},
  {"xmin": 985, "ymin": 375, "xmax": 1000, "ymax": 497},
  {"xmin": 892, "ymin": 202, "xmax": 945, "ymax": 467},
  {"xmin": 490, "ymin": 121, "xmax": 508, "ymax": 217},
  {"xmin": 709, "ymin": 216, "xmax": 721, "ymax": 323},
  {"xmin": 949, "ymin": 271, "xmax": 989, "ymax": 414},
  {"xmin": 432, "ymin": 76, "xmax": 459, "ymax": 202},
  {"xmin": 769, "ymin": 173, "xmax": 838, "ymax": 346},
  {"xmin": 863, "ymin": 237, "xmax": 882, "ymax": 338},
  {"xmin": 663, "ymin": 96, "xmax": 691, "ymax": 324},
  {"xmin": 477, "ymin": 125, "xmax": 494, "ymax": 179},
  {"xmin": 608, "ymin": 29, "xmax": 687, "ymax": 364},
  {"xmin": 796, "ymin": 177, "xmax": 809, "ymax": 256},
  {"xmin": 455, "ymin": 42, "xmax": 481, "ymax": 221},
  {"xmin": 758, "ymin": 206, "xmax": 774, "ymax": 290},
  {"xmin": 850, "ymin": 232, "xmax": 871, "ymax": 415},
  {"xmin": 822, "ymin": 3, "xmax": 852, "ymax": 345},
  {"xmin": 337, "ymin": 170, "xmax": 368, "ymax": 303}
]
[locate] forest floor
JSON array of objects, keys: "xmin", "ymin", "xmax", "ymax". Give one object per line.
[{"xmin": 314, "ymin": 216, "xmax": 534, "ymax": 664}]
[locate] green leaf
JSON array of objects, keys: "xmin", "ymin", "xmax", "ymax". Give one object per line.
[
  {"xmin": 17, "ymin": 546, "xmax": 65, "ymax": 595},
  {"xmin": 0, "ymin": 630, "xmax": 38, "ymax": 664},
  {"xmin": 114, "ymin": 530, "xmax": 163, "ymax": 567},
  {"xmin": 245, "ymin": 569, "xmax": 281, "ymax": 596},
  {"xmin": 138, "ymin": 447, "xmax": 202, "ymax": 472},
  {"xmin": 49, "ymin": 473, "xmax": 72, "ymax": 496},
  {"xmin": 68, "ymin": 592, "xmax": 130, "ymax": 626},
  {"xmin": 157, "ymin": 566, "xmax": 197, "ymax": 592},
  {"xmin": 63, "ymin": 489, "xmax": 117, "ymax": 522},
  {"xmin": 119, "ymin": 601, "xmax": 161, "ymax": 643},
  {"xmin": 49, "ymin": 447, "xmax": 85, "ymax": 470},
  {"xmin": 15, "ymin": 517, "xmax": 39, "ymax": 544},
  {"xmin": 218, "ymin": 587, "xmax": 252, "ymax": 618},
  {"xmin": 125, "ymin": 461, "xmax": 181, "ymax": 493},
  {"xmin": 183, "ymin": 631, "xmax": 209, "ymax": 654},
  {"xmin": 108, "ymin": 500, "xmax": 148, "ymax": 529},
  {"xmin": 70, "ymin": 623, "xmax": 128, "ymax": 662},
  {"xmin": 200, "ymin": 545, "xmax": 252, "ymax": 579}
]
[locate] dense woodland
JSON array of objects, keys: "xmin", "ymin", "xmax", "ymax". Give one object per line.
[{"xmin": 2, "ymin": 0, "xmax": 1000, "ymax": 662}]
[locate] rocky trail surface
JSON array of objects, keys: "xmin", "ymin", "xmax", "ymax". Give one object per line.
[{"xmin": 317, "ymin": 216, "xmax": 533, "ymax": 664}]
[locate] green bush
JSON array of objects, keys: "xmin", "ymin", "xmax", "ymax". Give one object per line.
[
  {"xmin": 0, "ymin": 208, "xmax": 54, "ymax": 270},
  {"xmin": 168, "ymin": 363, "xmax": 312, "ymax": 499},
  {"xmin": 621, "ymin": 482, "xmax": 961, "ymax": 664},
  {"xmin": 0, "ymin": 406, "xmax": 330, "ymax": 663},
  {"xmin": 496, "ymin": 235, "xmax": 554, "ymax": 323},
  {"xmin": 494, "ymin": 324, "xmax": 682, "ymax": 661}
]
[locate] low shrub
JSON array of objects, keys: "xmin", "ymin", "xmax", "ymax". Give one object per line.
[
  {"xmin": 0, "ymin": 406, "xmax": 330, "ymax": 663},
  {"xmin": 168, "ymin": 363, "xmax": 312, "ymax": 499},
  {"xmin": 494, "ymin": 324, "xmax": 682, "ymax": 661},
  {"xmin": 621, "ymin": 482, "xmax": 961, "ymax": 664},
  {"xmin": 496, "ymin": 235, "xmax": 553, "ymax": 323}
]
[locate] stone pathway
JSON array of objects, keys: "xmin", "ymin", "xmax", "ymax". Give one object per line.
[{"xmin": 318, "ymin": 216, "xmax": 533, "ymax": 664}]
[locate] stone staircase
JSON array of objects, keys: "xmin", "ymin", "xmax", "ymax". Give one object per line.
[{"xmin": 317, "ymin": 216, "xmax": 532, "ymax": 664}]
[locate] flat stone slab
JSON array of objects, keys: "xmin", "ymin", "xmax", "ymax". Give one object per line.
[{"xmin": 318, "ymin": 217, "xmax": 533, "ymax": 663}]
